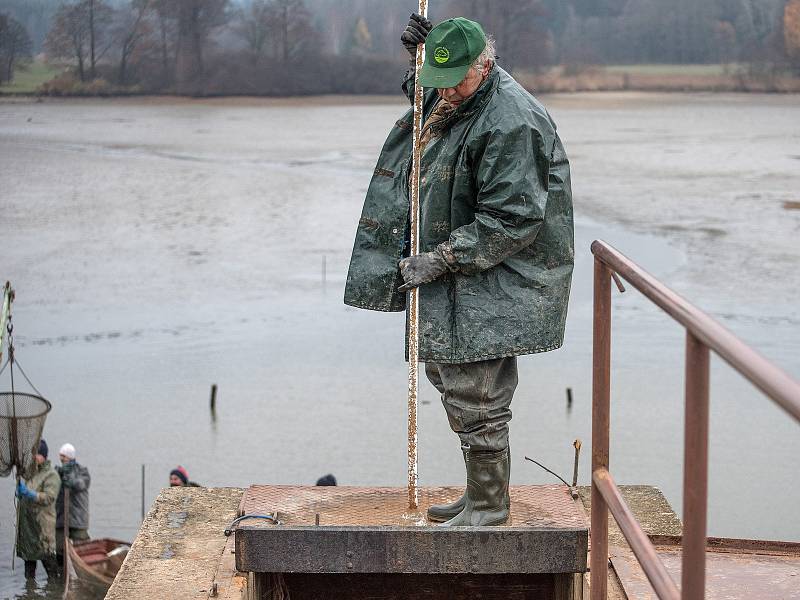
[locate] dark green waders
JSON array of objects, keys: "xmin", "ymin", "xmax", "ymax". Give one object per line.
[{"xmin": 424, "ymin": 358, "xmax": 516, "ymax": 526}]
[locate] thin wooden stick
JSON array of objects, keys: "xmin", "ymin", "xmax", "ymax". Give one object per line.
[
  {"xmin": 407, "ymin": 0, "xmax": 428, "ymax": 511},
  {"xmin": 63, "ymin": 487, "xmax": 70, "ymax": 593}
]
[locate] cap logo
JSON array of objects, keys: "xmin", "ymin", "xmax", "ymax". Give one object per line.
[{"xmin": 434, "ymin": 47, "xmax": 450, "ymax": 64}]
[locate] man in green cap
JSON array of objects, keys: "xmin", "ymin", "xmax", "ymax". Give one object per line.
[{"xmin": 345, "ymin": 14, "xmax": 573, "ymax": 526}]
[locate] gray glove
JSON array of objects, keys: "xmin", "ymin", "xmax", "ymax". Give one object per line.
[
  {"xmin": 401, "ymin": 13, "xmax": 433, "ymax": 57},
  {"xmin": 398, "ymin": 246, "xmax": 453, "ymax": 292}
]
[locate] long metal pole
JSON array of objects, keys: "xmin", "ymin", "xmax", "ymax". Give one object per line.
[
  {"xmin": 591, "ymin": 258, "xmax": 611, "ymax": 600},
  {"xmin": 0, "ymin": 282, "xmax": 11, "ymax": 364},
  {"xmin": 407, "ymin": 0, "xmax": 428, "ymax": 511},
  {"xmin": 682, "ymin": 333, "xmax": 710, "ymax": 599}
]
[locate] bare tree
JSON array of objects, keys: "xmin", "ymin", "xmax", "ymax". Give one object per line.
[
  {"xmin": 174, "ymin": 0, "xmax": 229, "ymax": 89},
  {"xmin": 0, "ymin": 14, "xmax": 34, "ymax": 84},
  {"xmin": 87, "ymin": 0, "xmax": 109, "ymax": 79},
  {"xmin": 151, "ymin": 0, "xmax": 177, "ymax": 77},
  {"xmin": 45, "ymin": 3, "xmax": 89, "ymax": 80},
  {"xmin": 0, "ymin": 0, "xmax": 59, "ymax": 53},
  {"xmin": 787, "ymin": 0, "xmax": 800, "ymax": 69},
  {"xmin": 268, "ymin": 0, "xmax": 317, "ymax": 63},
  {"xmin": 115, "ymin": 0, "xmax": 153, "ymax": 85},
  {"xmin": 44, "ymin": 0, "xmax": 114, "ymax": 81},
  {"xmin": 443, "ymin": 0, "xmax": 552, "ymax": 71},
  {"xmin": 236, "ymin": 0, "xmax": 272, "ymax": 61}
]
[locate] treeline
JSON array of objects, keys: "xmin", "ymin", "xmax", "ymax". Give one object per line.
[
  {"xmin": 1, "ymin": 0, "xmax": 799, "ymax": 95},
  {"xmin": 551, "ymin": 0, "xmax": 795, "ymax": 66},
  {"xmin": 0, "ymin": 12, "xmax": 33, "ymax": 85},
  {"xmin": 33, "ymin": 0, "xmax": 411, "ymax": 95}
]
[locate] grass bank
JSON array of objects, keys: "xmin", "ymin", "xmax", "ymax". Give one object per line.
[
  {"xmin": 516, "ymin": 64, "xmax": 800, "ymax": 93},
  {"xmin": 5, "ymin": 61, "xmax": 799, "ymax": 97},
  {"xmin": 0, "ymin": 62, "xmax": 61, "ymax": 95}
]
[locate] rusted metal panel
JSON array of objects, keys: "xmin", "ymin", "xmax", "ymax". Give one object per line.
[
  {"xmin": 611, "ymin": 536, "xmax": 800, "ymax": 600},
  {"xmin": 234, "ymin": 485, "xmax": 588, "ymax": 575}
]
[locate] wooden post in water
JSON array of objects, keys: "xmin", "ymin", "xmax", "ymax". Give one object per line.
[{"xmin": 406, "ymin": 0, "xmax": 428, "ymax": 512}]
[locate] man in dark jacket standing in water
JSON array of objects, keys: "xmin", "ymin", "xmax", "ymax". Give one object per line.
[
  {"xmin": 55, "ymin": 443, "xmax": 91, "ymax": 565},
  {"xmin": 344, "ymin": 15, "xmax": 573, "ymax": 526}
]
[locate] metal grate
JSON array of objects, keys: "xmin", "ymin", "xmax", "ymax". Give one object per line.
[{"xmin": 240, "ymin": 485, "xmax": 587, "ymax": 529}]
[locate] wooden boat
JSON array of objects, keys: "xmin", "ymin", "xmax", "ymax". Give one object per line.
[{"xmin": 68, "ymin": 537, "xmax": 131, "ymax": 589}]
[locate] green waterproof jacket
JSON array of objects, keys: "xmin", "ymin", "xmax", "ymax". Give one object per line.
[
  {"xmin": 17, "ymin": 460, "xmax": 61, "ymax": 560},
  {"xmin": 344, "ymin": 67, "xmax": 574, "ymax": 363}
]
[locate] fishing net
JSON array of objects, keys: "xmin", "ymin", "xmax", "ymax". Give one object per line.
[{"xmin": 0, "ymin": 392, "xmax": 52, "ymax": 479}]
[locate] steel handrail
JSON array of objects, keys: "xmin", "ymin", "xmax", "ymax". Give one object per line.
[
  {"xmin": 589, "ymin": 239, "xmax": 800, "ymax": 600},
  {"xmin": 591, "ymin": 240, "xmax": 800, "ymax": 421},
  {"xmin": 593, "ymin": 468, "xmax": 679, "ymax": 600}
]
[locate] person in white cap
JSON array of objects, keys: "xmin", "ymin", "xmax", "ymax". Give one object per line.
[{"xmin": 55, "ymin": 443, "xmax": 91, "ymax": 564}]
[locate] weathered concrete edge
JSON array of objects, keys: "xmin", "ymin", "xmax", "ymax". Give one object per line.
[
  {"xmin": 106, "ymin": 487, "xmax": 244, "ymax": 600},
  {"xmin": 236, "ymin": 526, "xmax": 588, "ymax": 574}
]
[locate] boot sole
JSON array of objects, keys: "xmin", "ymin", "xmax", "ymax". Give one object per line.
[{"xmin": 429, "ymin": 500, "xmax": 510, "ymax": 523}]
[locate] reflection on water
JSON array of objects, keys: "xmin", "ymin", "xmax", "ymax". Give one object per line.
[
  {"xmin": 0, "ymin": 92, "xmax": 798, "ymax": 598},
  {"xmin": 5, "ymin": 569, "xmax": 105, "ymax": 600}
]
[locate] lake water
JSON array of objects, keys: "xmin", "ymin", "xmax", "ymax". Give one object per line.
[{"xmin": 0, "ymin": 92, "xmax": 798, "ymax": 597}]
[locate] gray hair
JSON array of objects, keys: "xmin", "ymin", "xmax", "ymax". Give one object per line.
[{"xmin": 471, "ymin": 35, "xmax": 497, "ymax": 72}]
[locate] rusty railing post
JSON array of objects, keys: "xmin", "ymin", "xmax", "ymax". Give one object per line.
[
  {"xmin": 591, "ymin": 258, "xmax": 612, "ymax": 600},
  {"xmin": 682, "ymin": 332, "xmax": 710, "ymax": 600}
]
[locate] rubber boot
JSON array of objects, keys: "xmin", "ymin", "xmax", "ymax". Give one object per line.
[
  {"xmin": 427, "ymin": 445, "xmax": 468, "ymax": 522},
  {"xmin": 439, "ymin": 447, "xmax": 510, "ymax": 527},
  {"xmin": 24, "ymin": 560, "xmax": 36, "ymax": 579}
]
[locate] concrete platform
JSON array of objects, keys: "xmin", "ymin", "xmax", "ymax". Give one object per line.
[
  {"xmin": 105, "ymin": 486, "xmax": 244, "ymax": 600},
  {"xmin": 234, "ymin": 485, "xmax": 589, "ymax": 575},
  {"xmin": 106, "ymin": 484, "xmax": 694, "ymax": 600}
]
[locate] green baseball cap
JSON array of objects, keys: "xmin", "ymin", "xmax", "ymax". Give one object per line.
[{"xmin": 418, "ymin": 17, "xmax": 487, "ymax": 89}]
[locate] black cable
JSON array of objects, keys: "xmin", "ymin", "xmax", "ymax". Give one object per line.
[
  {"xmin": 224, "ymin": 514, "xmax": 281, "ymax": 536},
  {"xmin": 524, "ymin": 456, "xmax": 572, "ymax": 489}
]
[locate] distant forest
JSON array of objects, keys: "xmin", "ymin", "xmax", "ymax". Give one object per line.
[{"xmin": 1, "ymin": 0, "xmax": 799, "ymax": 94}]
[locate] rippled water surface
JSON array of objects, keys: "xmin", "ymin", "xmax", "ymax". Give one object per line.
[{"xmin": 0, "ymin": 92, "xmax": 798, "ymax": 598}]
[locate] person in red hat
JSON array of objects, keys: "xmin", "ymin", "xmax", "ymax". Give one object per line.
[{"xmin": 169, "ymin": 466, "xmax": 201, "ymax": 487}]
